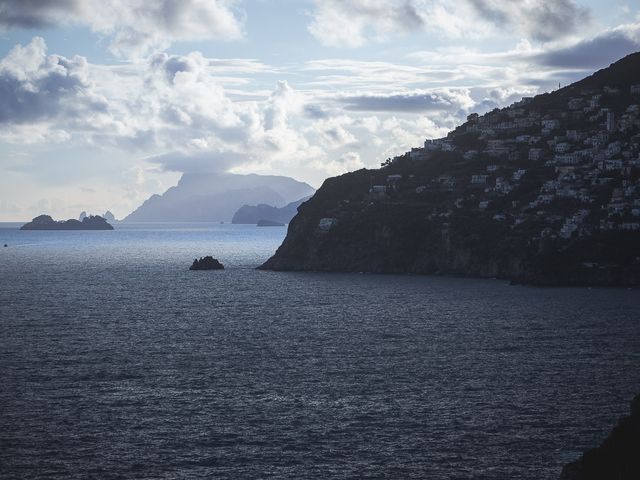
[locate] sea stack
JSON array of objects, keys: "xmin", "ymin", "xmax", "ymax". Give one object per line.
[{"xmin": 190, "ymin": 256, "xmax": 225, "ymax": 270}]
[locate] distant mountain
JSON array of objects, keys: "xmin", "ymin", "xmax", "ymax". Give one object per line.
[
  {"xmin": 231, "ymin": 196, "xmax": 311, "ymax": 225},
  {"xmin": 260, "ymin": 52, "xmax": 640, "ymax": 286},
  {"xmin": 79, "ymin": 210, "xmax": 117, "ymax": 222},
  {"xmin": 123, "ymin": 173, "xmax": 315, "ymax": 222}
]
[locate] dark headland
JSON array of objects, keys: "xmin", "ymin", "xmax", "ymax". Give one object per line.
[
  {"xmin": 560, "ymin": 393, "xmax": 640, "ymax": 480},
  {"xmin": 260, "ymin": 53, "xmax": 640, "ymax": 286},
  {"xmin": 20, "ymin": 215, "xmax": 114, "ymax": 231}
]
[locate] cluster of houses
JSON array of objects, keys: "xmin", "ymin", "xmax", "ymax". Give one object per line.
[{"xmin": 372, "ymin": 83, "xmax": 640, "ymax": 241}]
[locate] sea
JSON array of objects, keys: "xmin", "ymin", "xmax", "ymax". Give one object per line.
[{"xmin": 1, "ymin": 222, "xmax": 639, "ymax": 479}]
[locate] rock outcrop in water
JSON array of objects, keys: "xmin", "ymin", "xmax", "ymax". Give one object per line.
[
  {"xmin": 20, "ymin": 215, "xmax": 114, "ymax": 231},
  {"xmin": 189, "ymin": 256, "xmax": 224, "ymax": 270},
  {"xmin": 560, "ymin": 394, "xmax": 640, "ymax": 480},
  {"xmin": 260, "ymin": 53, "xmax": 640, "ymax": 286}
]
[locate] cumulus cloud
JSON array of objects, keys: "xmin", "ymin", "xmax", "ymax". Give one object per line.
[
  {"xmin": 0, "ymin": 39, "xmax": 321, "ymax": 176},
  {"xmin": 7, "ymin": 22, "xmax": 635, "ymax": 193},
  {"xmin": 310, "ymin": 115, "xmax": 357, "ymax": 148},
  {"xmin": 0, "ymin": 35, "xmax": 565, "ymax": 178},
  {"xmin": 316, "ymin": 151, "xmax": 365, "ymax": 175},
  {"xmin": 307, "ymin": 0, "xmax": 591, "ymax": 47},
  {"xmin": 0, "ymin": 0, "xmax": 244, "ymax": 57},
  {"xmin": 148, "ymin": 150, "xmax": 248, "ymax": 173},
  {"xmin": 141, "ymin": 50, "xmax": 252, "ymax": 142},
  {"xmin": 0, "ymin": 37, "xmax": 107, "ymax": 125}
]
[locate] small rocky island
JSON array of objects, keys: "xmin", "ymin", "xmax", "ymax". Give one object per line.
[
  {"xmin": 189, "ymin": 256, "xmax": 224, "ymax": 270},
  {"xmin": 560, "ymin": 393, "xmax": 640, "ymax": 479},
  {"xmin": 20, "ymin": 214, "xmax": 114, "ymax": 230}
]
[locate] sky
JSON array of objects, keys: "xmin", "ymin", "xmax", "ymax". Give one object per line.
[{"xmin": 0, "ymin": 0, "xmax": 639, "ymax": 221}]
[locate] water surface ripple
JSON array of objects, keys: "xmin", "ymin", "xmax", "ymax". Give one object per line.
[{"xmin": 1, "ymin": 224, "xmax": 639, "ymax": 479}]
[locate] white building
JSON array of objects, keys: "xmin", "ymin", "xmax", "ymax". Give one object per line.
[
  {"xmin": 542, "ymin": 119, "xmax": 560, "ymax": 130},
  {"xmin": 529, "ymin": 148, "xmax": 544, "ymax": 161},
  {"xmin": 471, "ymin": 174, "xmax": 489, "ymax": 184},
  {"xmin": 512, "ymin": 169, "xmax": 526, "ymax": 181}
]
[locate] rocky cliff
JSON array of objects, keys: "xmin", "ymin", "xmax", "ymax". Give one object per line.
[
  {"xmin": 560, "ymin": 394, "xmax": 640, "ymax": 480},
  {"xmin": 260, "ymin": 53, "xmax": 640, "ymax": 286}
]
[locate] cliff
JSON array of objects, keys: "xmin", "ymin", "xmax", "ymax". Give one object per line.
[
  {"xmin": 20, "ymin": 215, "xmax": 114, "ymax": 230},
  {"xmin": 260, "ymin": 53, "xmax": 640, "ymax": 286},
  {"xmin": 560, "ymin": 394, "xmax": 640, "ymax": 480}
]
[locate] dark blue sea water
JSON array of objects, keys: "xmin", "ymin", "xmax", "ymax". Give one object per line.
[{"xmin": 1, "ymin": 223, "xmax": 639, "ymax": 479}]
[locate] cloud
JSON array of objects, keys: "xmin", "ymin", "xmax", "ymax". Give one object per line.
[
  {"xmin": 336, "ymin": 89, "xmax": 475, "ymax": 113},
  {"xmin": 316, "ymin": 151, "xmax": 365, "ymax": 175},
  {"xmin": 0, "ymin": 0, "xmax": 245, "ymax": 57},
  {"xmin": 7, "ymin": 24, "xmax": 636, "ymax": 192},
  {"xmin": 466, "ymin": 0, "xmax": 590, "ymax": 42},
  {"xmin": 308, "ymin": 0, "xmax": 424, "ymax": 48},
  {"xmin": 0, "ymin": 37, "xmax": 107, "ymax": 125},
  {"xmin": 309, "ymin": 115, "xmax": 357, "ymax": 148},
  {"xmin": 304, "ymin": 104, "xmax": 332, "ymax": 119},
  {"xmin": 148, "ymin": 150, "xmax": 248, "ymax": 173},
  {"xmin": 307, "ymin": 0, "xmax": 592, "ymax": 47},
  {"xmin": 0, "ymin": 0, "xmax": 82, "ymax": 28},
  {"xmin": 532, "ymin": 23, "xmax": 640, "ymax": 69},
  {"xmin": 0, "ymin": 198, "xmax": 22, "ymax": 215},
  {"xmin": 0, "ymin": 39, "xmax": 319, "ymax": 175}
]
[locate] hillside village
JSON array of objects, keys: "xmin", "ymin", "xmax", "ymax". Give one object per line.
[{"xmin": 374, "ymin": 80, "xmax": 640, "ymax": 246}]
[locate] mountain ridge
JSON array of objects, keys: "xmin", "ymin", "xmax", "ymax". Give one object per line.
[
  {"xmin": 231, "ymin": 196, "xmax": 312, "ymax": 225},
  {"xmin": 123, "ymin": 172, "xmax": 315, "ymax": 222}
]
